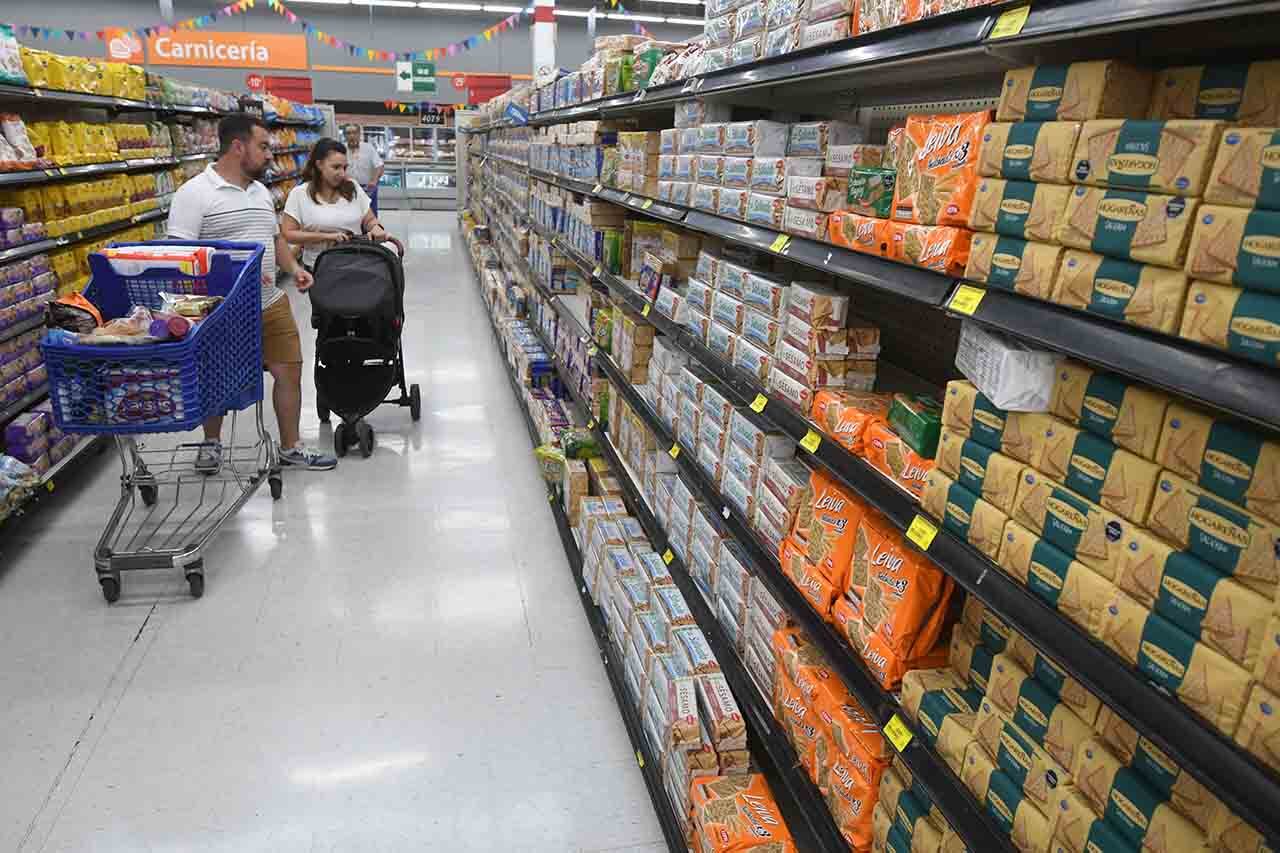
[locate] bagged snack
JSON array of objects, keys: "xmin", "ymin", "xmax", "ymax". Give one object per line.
[
  {"xmin": 844, "ymin": 167, "xmax": 896, "ymax": 217},
  {"xmin": 828, "ymin": 211, "xmax": 890, "ymax": 256},
  {"xmin": 1011, "ymin": 467, "xmax": 1129, "ymax": 580},
  {"xmin": 997, "ymin": 520, "xmax": 1114, "ymax": 636},
  {"xmin": 921, "ymin": 470, "xmax": 1006, "ymax": 559},
  {"xmin": 1052, "ymin": 249, "xmax": 1190, "ymax": 334},
  {"xmin": 1185, "ymin": 205, "xmax": 1280, "ymax": 294},
  {"xmin": 935, "ymin": 429, "xmax": 1023, "ymax": 514},
  {"xmin": 1060, "ymin": 187, "xmax": 1200, "ymax": 267},
  {"xmin": 955, "ymin": 321, "xmax": 1060, "ymax": 413},
  {"xmin": 966, "ymin": 234, "xmax": 1062, "ymax": 300},
  {"xmin": 858, "ymin": 512, "xmax": 954, "ymax": 661},
  {"xmin": 968, "ymin": 178, "xmax": 1071, "ymax": 243},
  {"xmin": 690, "ymin": 775, "xmax": 797, "ymax": 851},
  {"xmin": 1050, "ymin": 360, "xmax": 1171, "ymax": 460},
  {"xmin": 1037, "ymin": 420, "xmax": 1161, "ymax": 523},
  {"xmin": 978, "ymin": 121, "xmax": 1082, "ymax": 183},
  {"xmin": 891, "ymin": 110, "xmax": 991, "ymax": 227},
  {"xmin": 1180, "ymin": 280, "xmax": 1280, "ymax": 367},
  {"xmin": 891, "ymin": 223, "xmax": 973, "ymax": 276},
  {"xmin": 997, "ymin": 61, "xmax": 1154, "ymax": 123},
  {"xmin": 1234, "ymin": 684, "xmax": 1280, "ymax": 773},
  {"xmin": 1205, "ymin": 127, "xmax": 1280, "ymax": 210},
  {"xmin": 1148, "ymin": 61, "xmax": 1280, "ymax": 126},
  {"xmin": 864, "ymin": 419, "xmax": 934, "ymax": 500},
  {"xmin": 811, "ymin": 390, "xmax": 892, "ymax": 456},
  {"xmin": 1072, "ymin": 119, "xmax": 1223, "ymax": 196},
  {"xmin": 802, "ymin": 468, "xmax": 866, "ymax": 589}
]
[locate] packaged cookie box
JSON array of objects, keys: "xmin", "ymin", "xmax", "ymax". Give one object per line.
[
  {"xmin": 968, "ymin": 177, "xmax": 1072, "ymax": 244},
  {"xmin": 1049, "ymin": 359, "xmax": 1172, "ymax": 461},
  {"xmin": 828, "ymin": 211, "xmax": 891, "ymax": 256},
  {"xmin": 750, "ymin": 155, "xmax": 823, "ymax": 196},
  {"xmin": 787, "ymin": 280, "xmax": 850, "ymax": 329},
  {"xmin": 996, "ymin": 520, "xmax": 1113, "ymax": 636},
  {"xmin": 965, "ymin": 234, "xmax": 1063, "ymax": 302},
  {"xmin": 921, "ymin": 470, "xmax": 1007, "ymax": 558},
  {"xmin": 1149, "ymin": 60, "xmax": 1280, "ymax": 127},
  {"xmin": 891, "ymin": 110, "xmax": 991, "ymax": 227},
  {"xmin": 824, "ymin": 144, "xmax": 884, "ymax": 177},
  {"xmin": 782, "ymin": 205, "xmax": 828, "ymax": 240},
  {"xmin": 786, "ymin": 175, "xmax": 848, "ymax": 212},
  {"xmin": 1185, "ymin": 205, "xmax": 1280, "ymax": 294},
  {"xmin": 1180, "ymin": 281, "xmax": 1280, "ymax": 368},
  {"xmin": 1060, "ymin": 186, "xmax": 1200, "ymax": 268},
  {"xmin": 1010, "ymin": 466, "xmax": 1130, "ymax": 581},
  {"xmin": 724, "ymin": 120, "xmax": 789, "ymax": 157},
  {"xmin": 1072, "ymin": 119, "xmax": 1223, "ymax": 196},
  {"xmin": 764, "ymin": 21, "xmax": 802, "ymax": 57},
  {"xmin": 1205, "ymin": 127, "xmax": 1280, "ymax": 211},
  {"xmin": 788, "ymin": 121, "xmax": 861, "ymax": 158},
  {"xmin": 1051, "ymin": 249, "xmax": 1190, "ymax": 334},
  {"xmin": 785, "ymin": 312, "xmax": 879, "ymax": 358},
  {"xmin": 978, "ymin": 121, "xmax": 1082, "ymax": 184}
]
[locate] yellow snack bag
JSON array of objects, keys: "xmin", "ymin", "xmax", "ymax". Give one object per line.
[
  {"xmin": 20, "ymin": 48, "xmax": 49, "ymax": 88},
  {"xmin": 47, "ymin": 53, "xmax": 73, "ymax": 91}
]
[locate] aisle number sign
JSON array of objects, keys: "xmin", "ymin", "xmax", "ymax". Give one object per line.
[
  {"xmin": 147, "ymin": 32, "xmax": 308, "ymax": 70},
  {"xmin": 397, "ymin": 61, "xmax": 438, "ymax": 93}
]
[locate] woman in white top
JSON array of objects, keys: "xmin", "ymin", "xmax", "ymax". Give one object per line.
[{"xmin": 281, "ymin": 138, "xmax": 402, "ymax": 268}]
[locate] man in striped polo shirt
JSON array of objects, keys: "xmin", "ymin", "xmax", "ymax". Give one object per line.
[{"xmin": 167, "ymin": 114, "xmax": 337, "ymax": 472}]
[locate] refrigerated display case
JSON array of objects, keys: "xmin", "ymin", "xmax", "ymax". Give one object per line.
[{"xmin": 360, "ymin": 125, "xmax": 455, "ymax": 210}]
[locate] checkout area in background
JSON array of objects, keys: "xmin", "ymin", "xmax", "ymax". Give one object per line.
[{"xmin": 359, "ymin": 122, "xmax": 457, "ymax": 210}]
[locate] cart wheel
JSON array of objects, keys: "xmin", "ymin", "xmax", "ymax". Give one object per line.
[
  {"xmin": 139, "ymin": 484, "xmax": 158, "ymax": 506},
  {"xmin": 409, "ymin": 384, "xmax": 422, "ymax": 422},
  {"xmin": 334, "ymin": 423, "xmax": 349, "ymax": 458},
  {"xmin": 187, "ymin": 572, "xmax": 204, "ymax": 599},
  {"xmin": 356, "ymin": 422, "xmax": 374, "ymax": 458},
  {"xmin": 317, "ymin": 400, "xmax": 330, "ymax": 425},
  {"xmin": 269, "ymin": 474, "xmax": 283, "ymax": 501},
  {"xmin": 100, "ymin": 576, "xmax": 120, "ymax": 603}
]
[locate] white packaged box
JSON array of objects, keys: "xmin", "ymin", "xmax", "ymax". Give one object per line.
[
  {"xmin": 729, "ymin": 408, "xmax": 795, "ymax": 458},
  {"xmin": 685, "ymin": 277, "xmax": 715, "ymax": 314},
  {"xmin": 697, "ymin": 155, "xmax": 725, "ymax": 185},
  {"xmin": 658, "ymin": 154, "xmax": 678, "ymax": 179},
  {"xmin": 787, "ymin": 120, "xmax": 863, "ymax": 157},
  {"xmin": 722, "ymin": 469, "xmax": 757, "ymax": 520},
  {"xmin": 702, "ymin": 382, "xmax": 734, "ymax": 431},
  {"xmin": 746, "ymin": 192, "xmax": 788, "ymax": 228},
  {"xmin": 783, "ymin": 205, "xmax": 829, "ymax": 240},
  {"xmin": 742, "ymin": 271, "xmax": 789, "ymax": 317},
  {"xmin": 660, "ymin": 128, "xmax": 680, "ymax": 155},
  {"xmin": 824, "ymin": 143, "xmax": 885, "ymax": 176},
  {"xmin": 699, "ymin": 124, "xmax": 727, "ymax": 153},
  {"xmin": 654, "ymin": 286, "xmax": 687, "ymax": 323},
  {"xmin": 800, "ymin": 15, "xmax": 850, "ymax": 49},
  {"xmin": 705, "ymin": 13, "xmax": 736, "ymax": 46},
  {"xmin": 679, "ymin": 128, "xmax": 700, "ymax": 153},
  {"xmin": 806, "ymin": 0, "xmax": 854, "ymax": 22},
  {"xmin": 787, "ymin": 175, "xmax": 849, "ymax": 212},
  {"xmin": 712, "ymin": 290, "xmax": 747, "ymax": 332},
  {"xmin": 732, "ymin": 336, "xmax": 774, "ymax": 382},
  {"xmin": 724, "ymin": 439, "xmax": 764, "ymax": 491},
  {"xmin": 741, "ymin": 307, "xmax": 784, "ymax": 351},
  {"xmin": 722, "ymin": 156, "xmax": 755, "ymax": 189},
  {"xmin": 749, "ymin": 155, "xmax": 824, "ymax": 195},
  {"xmin": 701, "ymin": 47, "xmax": 733, "ymax": 75},
  {"xmin": 717, "ymin": 187, "xmax": 751, "ymax": 220},
  {"xmin": 724, "ymin": 120, "xmax": 790, "ymax": 157},
  {"xmin": 788, "ymin": 280, "xmax": 850, "ymax": 328},
  {"xmin": 707, "ymin": 321, "xmax": 738, "ymax": 362},
  {"xmin": 735, "ymin": 0, "xmax": 768, "ymax": 38},
  {"xmin": 675, "ymin": 154, "xmax": 696, "ymax": 181},
  {"xmin": 717, "ymin": 260, "xmax": 752, "ymax": 298},
  {"xmin": 954, "ymin": 320, "xmax": 1061, "ymax": 412},
  {"xmin": 669, "ymin": 181, "xmax": 692, "ymax": 206},
  {"xmin": 731, "ymin": 35, "xmax": 764, "ymax": 66},
  {"xmin": 675, "ymin": 99, "xmax": 733, "ymax": 128},
  {"xmin": 768, "ymin": 364, "xmax": 812, "ymax": 410},
  {"xmin": 695, "ymin": 250, "xmax": 720, "ymax": 283},
  {"xmin": 766, "ymin": 0, "xmax": 805, "ymax": 27},
  {"xmin": 764, "ymin": 22, "xmax": 802, "ymax": 57},
  {"xmin": 691, "ymin": 183, "xmax": 720, "ymax": 213}
]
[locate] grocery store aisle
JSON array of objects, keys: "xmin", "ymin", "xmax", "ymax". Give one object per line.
[{"xmin": 0, "ymin": 211, "xmax": 665, "ymax": 853}]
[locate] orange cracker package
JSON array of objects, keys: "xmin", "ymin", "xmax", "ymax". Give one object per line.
[
  {"xmin": 813, "ymin": 676, "xmax": 892, "ymax": 771},
  {"xmin": 772, "ymin": 624, "xmax": 841, "ymax": 705},
  {"xmin": 775, "ymin": 668, "xmax": 826, "ymax": 781},
  {"xmin": 690, "ymin": 774, "xmax": 798, "ymax": 853},
  {"xmin": 847, "ymin": 506, "xmax": 889, "ymax": 603},
  {"xmin": 825, "ymin": 753, "xmax": 880, "ymax": 850},
  {"xmin": 863, "ymin": 419, "xmax": 935, "ymax": 500},
  {"xmin": 887, "ymin": 223, "xmax": 974, "ymax": 276},
  {"xmin": 811, "ymin": 390, "xmax": 893, "ymax": 457},
  {"xmin": 804, "ymin": 469, "xmax": 868, "ymax": 590},
  {"xmin": 830, "ymin": 593, "xmax": 864, "ymax": 649},
  {"xmin": 828, "ymin": 210, "xmax": 892, "ymax": 257},
  {"xmin": 859, "ymin": 512, "xmax": 956, "ymax": 662},
  {"xmin": 892, "ymin": 111, "xmax": 992, "ymax": 227},
  {"xmin": 780, "ymin": 536, "xmax": 840, "ymax": 617}
]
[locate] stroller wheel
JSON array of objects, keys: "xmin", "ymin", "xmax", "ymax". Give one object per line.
[
  {"xmin": 317, "ymin": 399, "xmax": 331, "ymax": 425},
  {"xmin": 334, "ymin": 423, "xmax": 349, "ymax": 458},
  {"xmin": 409, "ymin": 384, "xmax": 421, "ymax": 422},
  {"xmin": 356, "ymin": 422, "xmax": 375, "ymax": 458}
]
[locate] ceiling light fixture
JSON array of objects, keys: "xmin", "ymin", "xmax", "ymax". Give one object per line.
[
  {"xmin": 419, "ymin": 1, "xmax": 484, "ymax": 7},
  {"xmin": 607, "ymin": 11, "xmax": 666, "ymax": 20},
  {"xmin": 482, "ymin": 3, "xmax": 525, "ymax": 10},
  {"xmin": 553, "ymin": 8, "xmax": 593, "ymax": 16},
  {"xmin": 354, "ymin": 0, "xmax": 418, "ymax": 6},
  {"xmin": 289, "ymin": 0, "xmax": 353, "ymax": 4},
  {"xmin": 663, "ymin": 14, "xmax": 705, "ymax": 23}
]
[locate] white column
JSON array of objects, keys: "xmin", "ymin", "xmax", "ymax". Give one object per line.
[{"xmin": 532, "ymin": 0, "xmax": 557, "ymax": 84}]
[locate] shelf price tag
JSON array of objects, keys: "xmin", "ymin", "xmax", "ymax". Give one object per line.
[
  {"xmin": 662, "ymin": 549, "xmax": 674, "ymax": 565},
  {"xmin": 592, "ymin": 264, "xmax": 602, "ymax": 277},
  {"xmin": 883, "ymin": 714, "xmax": 914, "ymax": 752},
  {"xmin": 45, "ymin": 480, "xmax": 54, "ymax": 493},
  {"xmin": 641, "ymin": 303, "xmax": 651, "ymax": 317},
  {"xmin": 635, "ymin": 749, "xmax": 645, "ymax": 768},
  {"xmin": 799, "ymin": 429, "xmax": 821, "ymax": 454},
  {"xmin": 587, "ymin": 345, "xmax": 598, "ymax": 357},
  {"xmin": 948, "ymin": 284, "xmax": 986, "ymax": 316},
  {"xmin": 749, "ymin": 394, "xmax": 768, "ymax": 414},
  {"xmin": 587, "ymin": 419, "xmax": 596, "ymax": 430},
  {"xmin": 668, "ymin": 443, "xmax": 681, "ymax": 460},
  {"xmin": 769, "ymin": 234, "xmax": 791, "ymax": 253},
  {"xmin": 988, "ymin": 4, "xmax": 1031, "ymax": 39},
  {"xmin": 641, "ymin": 199, "xmax": 653, "ymax": 210},
  {"xmin": 592, "ymin": 183, "xmax": 603, "ymax": 194},
  {"xmin": 906, "ymin": 514, "xmax": 939, "ymax": 551}
]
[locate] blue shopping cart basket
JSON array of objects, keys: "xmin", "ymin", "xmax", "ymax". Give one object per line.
[{"xmin": 42, "ymin": 240, "xmax": 265, "ymax": 435}]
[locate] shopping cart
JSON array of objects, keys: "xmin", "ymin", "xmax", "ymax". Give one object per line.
[{"xmin": 41, "ymin": 240, "xmax": 281, "ymax": 602}]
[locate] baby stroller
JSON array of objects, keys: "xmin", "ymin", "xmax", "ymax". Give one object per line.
[{"xmin": 310, "ymin": 237, "xmax": 420, "ymax": 458}]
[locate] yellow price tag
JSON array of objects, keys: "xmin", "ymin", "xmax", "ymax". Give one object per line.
[
  {"xmin": 662, "ymin": 549, "xmax": 674, "ymax": 565},
  {"xmin": 587, "ymin": 345, "xmax": 598, "ymax": 357},
  {"xmin": 799, "ymin": 429, "xmax": 821, "ymax": 454},
  {"xmin": 988, "ymin": 4, "xmax": 1030, "ymax": 39},
  {"xmin": 948, "ymin": 284, "xmax": 986, "ymax": 316},
  {"xmin": 641, "ymin": 303, "xmax": 651, "ymax": 317},
  {"xmin": 593, "ymin": 183, "xmax": 603, "ymax": 194},
  {"xmin": 587, "ymin": 419, "xmax": 596, "ymax": 430},
  {"xmin": 592, "ymin": 264, "xmax": 602, "ymax": 277},
  {"xmin": 547, "ymin": 490, "xmax": 555, "ymax": 503},
  {"xmin": 641, "ymin": 199, "xmax": 653, "ymax": 210},
  {"xmin": 883, "ymin": 714, "xmax": 914, "ymax": 752},
  {"xmin": 636, "ymin": 749, "xmax": 645, "ymax": 768},
  {"xmin": 749, "ymin": 394, "xmax": 768, "ymax": 414},
  {"xmin": 769, "ymin": 234, "xmax": 791, "ymax": 253},
  {"xmin": 669, "ymin": 444, "xmax": 681, "ymax": 460},
  {"xmin": 906, "ymin": 514, "xmax": 939, "ymax": 551},
  {"xmin": 45, "ymin": 480, "xmax": 54, "ymax": 492}
]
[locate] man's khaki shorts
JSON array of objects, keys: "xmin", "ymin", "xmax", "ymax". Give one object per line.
[{"xmin": 262, "ymin": 297, "xmax": 302, "ymax": 365}]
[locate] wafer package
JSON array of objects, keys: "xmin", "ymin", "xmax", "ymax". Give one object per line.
[
  {"xmin": 1049, "ymin": 360, "xmax": 1172, "ymax": 460},
  {"xmin": 1180, "ymin": 280, "xmax": 1280, "ymax": 367},
  {"xmin": 965, "ymin": 234, "xmax": 1062, "ymax": 300},
  {"xmin": 935, "ymin": 429, "xmax": 1023, "ymax": 514},
  {"xmin": 1146, "ymin": 469, "xmax": 1280, "ymax": 592},
  {"xmin": 891, "ymin": 110, "xmax": 991, "ymax": 227},
  {"xmin": 1072, "ymin": 119, "xmax": 1223, "ymax": 195},
  {"xmin": 1052, "ymin": 249, "xmax": 1191, "ymax": 334},
  {"xmin": 1060, "ymin": 187, "xmax": 1200, "ymax": 267},
  {"xmin": 1185, "ymin": 205, "xmax": 1280, "ymax": 293},
  {"xmin": 1114, "ymin": 525, "xmax": 1271, "ymax": 669},
  {"xmin": 1011, "ymin": 468, "xmax": 1128, "ymax": 581},
  {"xmin": 978, "ymin": 120, "xmax": 1082, "ymax": 183},
  {"xmin": 997, "ymin": 61, "xmax": 1154, "ymax": 123},
  {"xmin": 997, "ymin": 520, "xmax": 1113, "ymax": 636},
  {"xmin": 1098, "ymin": 589, "xmax": 1252, "ymax": 735},
  {"xmin": 968, "ymin": 177, "xmax": 1072, "ymax": 243},
  {"xmin": 804, "ymin": 469, "xmax": 866, "ymax": 590},
  {"xmin": 1148, "ymin": 61, "xmax": 1280, "ymax": 126},
  {"xmin": 1156, "ymin": 402, "xmax": 1280, "ymax": 525},
  {"xmin": 921, "ymin": 470, "xmax": 1006, "ymax": 559},
  {"xmin": 1205, "ymin": 127, "xmax": 1280, "ymax": 210},
  {"xmin": 1036, "ymin": 419, "xmax": 1161, "ymax": 523}
]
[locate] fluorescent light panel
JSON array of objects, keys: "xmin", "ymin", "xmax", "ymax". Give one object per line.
[
  {"xmin": 482, "ymin": 3, "xmax": 524, "ymax": 9},
  {"xmin": 355, "ymin": 0, "xmax": 418, "ymax": 5},
  {"xmin": 663, "ymin": 14, "xmax": 704, "ymax": 22},
  {"xmin": 606, "ymin": 11, "xmax": 665, "ymax": 20},
  {"xmin": 419, "ymin": 1, "xmax": 484, "ymax": 7}
]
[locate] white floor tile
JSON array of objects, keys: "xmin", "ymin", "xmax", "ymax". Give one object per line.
[{"xmin": 0, "ymin": 211, "xmax": 664, "ymax": 852}]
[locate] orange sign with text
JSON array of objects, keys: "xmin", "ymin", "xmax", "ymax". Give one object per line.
[{"xmin": 147, "ymin": 31, "xmax": 308, "ymax": 70}]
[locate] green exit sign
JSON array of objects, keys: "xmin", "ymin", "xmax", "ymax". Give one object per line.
[{"xmin": 396, "ymin": 61, "xmax": 436, "ymax": 93}]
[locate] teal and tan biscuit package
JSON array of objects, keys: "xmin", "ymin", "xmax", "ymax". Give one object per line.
[
  {"xmin": 1012, "ymin": 468, "xmax": 1129, "ymax": 581},
  {"xmin": 917, "ymin": 688, "xmax": 978, "ymax": 775},
  {"xmin": 961, "ymin": 595, "xmax": 1015, "ymax": 656},
  {"xmin": 1037, "ymin": 418, "xmax": 1161, "ymax": 524},
  {"xmin": 997, "ymin": 520, "xmax": 1113, "ymax": 637},
  {"xmin": 1180, "ymin": 280, "xmax": 1280, "ymax": 368},
  {"xmin": 1205, "ymin": 127, "xmax": 1280, "ymax": 210},
  {"xmin": 1234, "ymin": 684, "xmax": 1280, "ymax": 774},
  {"xmin": 1061, "ymin": 187, "xmax": 1200, "ymax": 267},
  {"xmin": 965, "ymin": 233, "xmax": 1062, "ymax": 301},
  {"xmin": 998, "ymin": 61, "xmax": 1154, "ymax": 123},
  {"xmin": 1049, "ymin": 787, "xmax": 1148, "ymax": 853},
  {"xmin": 1186, "ymin": 205, "xmax": 1280, "ymax": 293},
  {"xmin": 935, "ymin": 429, "xmax": 1024, "ymax": 515},
  {"xmin": 1129, "ymin": 734, "xmax": 1227, "ymax": 833},
  {"xmin": 1098, "ymin": 590, "xmax": 1252, "ymax": 735},
  {"xmin": 949, "ymin": 626, "xmax": 996, "ymax": 694},
  {"xmin": 1149, "ymin": 61, "xmax": 1280, "ymax": 126},
  {"xmin": 1157, "ymin": 402, "xmax": 1280, "ymax": 525},
  {"xmin": 1257, "ymin": 615, "xmax": 1280, "ymax": 695},
  {"xmin": 1007, "ymin": 633, "xmax": 1103, "ymax": 726},
  {"xmin": 1071, "ymin": 119, "xmax": 1223, "ymax": 195},
  {"xmin": 891, "ymin": 788, "xmax": 943, "ymax": 851},
  {"xmin": 922, "ymin": 470, "xmax": 1007, "ymax": 560},
  {"xmin": 1116, "ymin": 525, "xmax": 1271, "ymax": 669},
  {"xmin": 1052, "ymin": 249, "xmax": 1190, "ymax": 334},
  {"xmin": 940, "ymin": 380, "xmax": 1055, "ymax": 464},
  {"xmin": 978, "ymin": 121, "xmax": 1083, "ymax": 183},
  {"xmin": 969, "ymin": 697, "xmax": 1074, "ymax": 811},
  {"xmin": 1146, "ymin": 469, "xmax": 1280, "ymax": 592},
  {"xmin": 982, "ymin": 769, "xmax": 1054, "ymax": 852},
  {"xmin": 969, "ymin": 177, "xmax": 1073, "ymax": 243},
  {"xmin": 986, "ymin": 655, "xmax": 1094, "ymax": 772},
  {"xmin": 1049, "ymin": 359, "xmax": 1172, "ymax": 460}
]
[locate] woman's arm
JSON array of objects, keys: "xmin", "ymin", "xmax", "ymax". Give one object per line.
[
  {"xmin": 360, "ymin": 209, "xmax": 403, "ymax": 255},
  {"xmin": 281, "ymin": 213, "xmax": 349, "ymax": 246}
]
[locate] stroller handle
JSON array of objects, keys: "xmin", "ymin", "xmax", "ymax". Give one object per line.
[{"xmin": 360, "ymin": 232, "xmax": 405, "ymax": 258}]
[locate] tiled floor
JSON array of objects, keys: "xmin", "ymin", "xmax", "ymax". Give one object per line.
[{"xmin": 0, "ymin": 211, "xmax": 666, "ymax": 852}]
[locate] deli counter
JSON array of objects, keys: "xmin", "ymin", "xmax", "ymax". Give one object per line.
[{"xmin": 365, "ymin": 125, "xmax": 457, "ymax": 210}]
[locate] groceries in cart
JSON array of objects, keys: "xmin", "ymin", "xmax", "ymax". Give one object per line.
[{"xmin": 45, "ymin": 292, "xmax": 221, "ymax": 345}]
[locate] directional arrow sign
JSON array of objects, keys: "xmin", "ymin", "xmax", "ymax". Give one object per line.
[{"xmin": 396, "ymin": 60, "xmax": 436, "ymax": 93}]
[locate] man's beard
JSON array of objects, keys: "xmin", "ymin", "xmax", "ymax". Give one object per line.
[{"xmin": 246, "ymin": 159, "xmax": 269, "ymax": 180}]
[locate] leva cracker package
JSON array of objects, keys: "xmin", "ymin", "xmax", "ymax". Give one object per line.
[
  {"xmin": 1052, "ymin": 249, "xmax": 1191, "ymax": 334},
  {"xmin": 935, "ymin": 429, "xmax": 1024, "ymax": 515},
  {"xmin": 921, "ymin": 470, "xmax": 1006, "ymax": 560},
  {"xmin": 1185, "ymin": 205, "xmax": 1280, "ymax": 293},
  {"xmin": 965, "ymin": 234, "xmax": 1062, "ymax": 301},
  {"xmin": 1156, "ymin": 402, "xmax": 1280, "ymax": 525},
  {"xmin": 1071, "ymin": 119, "xmax": 1223, "ymax": 195},
  {"xmin": 857, "ymin": 513, "xmax": 954, "ymax": 662},
  {"xmin": 977, "ymin": 121, "xmax": 1082, "ymax": 184},
  {"xmin": 1049, "ymin": 359, "xmax": 1172, "ymax": 460},
  {"xmin": 968, "ymin": 177, "xmax": 1072, "ymax": 243},
  {"xmin": 810, "ymin": 390, "xmax": 892, "ymax": 456},
  {"xmin": 997, "ymin": 61, "xmax": 1154, "ymax": 123},
  {"xmin": 1180, "ymin": 280, "xmax": 1280, "ymax": 368},
  {"xmin": 863, "ymin": 419, "xmax": 933, "ymax": 501},
  {"xmin": 1061, "ymin": 187, "xmax": 1200, "ymax": 267},
  {"xmin": 891, "ymin": 110, "xmax": 990, "ymax": 227},
  {"xmin": 997, "ymin": 520, "xmax": 1113, "ymax": 637},
  {"xmin": 1148, "ymin": 61, "xmax": 1280, "ymax": 126},
  {"xmin": 1205, "ymin": 127, "xmax": 1280, "ymax": 210}
]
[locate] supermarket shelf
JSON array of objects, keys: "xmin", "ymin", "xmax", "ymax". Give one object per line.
[
  {"xmin": 0, "ymin": 206, "xmax": 168, "ymax": 267},
  {"xmin": 265, "ymin": 171, "xmax": 301, "ymax": 186},
  {"xmin": 592, "ymin": 425, "xmax": 852, "ymax": 853},
  {"xmin": 595, "ymin": 347, "xmax": 1016, "ymax": 853},
  {"xmin": 468, "ymin": 251, "xmax": 688, "ymax": 853},
  {"xmin": 0, "ymin": 82, "xmax": 152, "ymax": 111},
  {"xmin": 952, "ymin": 288, "xmax": 1280, "ymax": 435},
  {"xmin": 483, "ymin": 152, "xmax": 529, "ymax": 170},
  {"xmin": 178, "ymin": 151, "xmax": 217, "ymax": 162},
  {"xmin": 0, "ymin": 437, "xmax": 107, "ymax": 535},
  {"xmin": 0, "ymin": 156, "xmax": 181, "ymax": 188},
  {"xmin": 0, "ymin": 316, "xmax": 47, "ymax": 347},
  {"xmin": 0, "ymin": 385, "xmax": 49, "ymax": 432},
  {"xmin": 271, "ymin": 145, "xmax": 311, "ymax": 156},
  {"xmin": 267, "ymin": 117, "xmax": 323, "ymax": 128}
]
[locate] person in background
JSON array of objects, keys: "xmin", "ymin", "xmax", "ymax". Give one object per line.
[
  {"xmin": 166, "ymin": 113, "xmax": 338, "ymax": 473},
  {"xmin": 280, "ymin": 138, "xmax": 402, "ymax": 270},
  {"xmin": 343, "ymin": 124, "xmax": 385, "ymax": 214}
]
